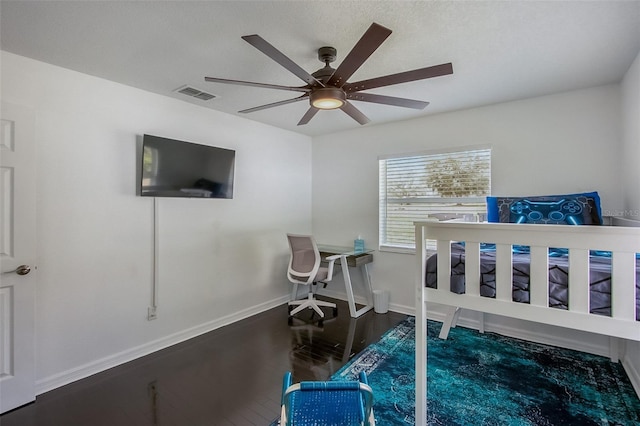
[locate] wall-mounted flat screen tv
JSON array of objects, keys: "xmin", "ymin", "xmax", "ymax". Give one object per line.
[{"xmin": 140, "ymin": 134, "xmax": 235, "ymax": 199}]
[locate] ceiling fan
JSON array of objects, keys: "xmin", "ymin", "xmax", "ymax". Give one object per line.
[{"xmin": 204, "ymin": 23, "xmax": 453, "ymax": 126}]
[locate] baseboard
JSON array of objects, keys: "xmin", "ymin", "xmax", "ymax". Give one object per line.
[
  {"xmin": 621, "ymin": 347, "xmax": 640, "ymax": 398},
  {"xmin": 435, "ymin": 306, "xmax": 612, "ymax": 357},
  {"xmin": 35, "ymin": 295, "xmax": 289, "ymax": 395},
  {"xmin": 322, "ymin": 292, "xmax": 616, "ymax": 360},
  {"xmin": 387, "ymin": 300, "xmax": 614, "ymax": 357},
  {"xmin": 388, "ymin": 302, "xmax": 414, "ymax": 316},
  {"xmin": 471, "ymin": 318, "xmax": 610, "ymax": 358}
]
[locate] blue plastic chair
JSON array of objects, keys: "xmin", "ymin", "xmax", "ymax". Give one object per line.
[{"xmin": 280, "ymin": 371, "xmax": 375, "ymax": 425}]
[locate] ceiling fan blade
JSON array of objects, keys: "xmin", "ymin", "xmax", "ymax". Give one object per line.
[
  {"xmin": 344, "ymin": 63, "xmax": 453, "ymax": 93},
  {"xmin": 242, "ymin": 35, "xmax": 323, "ymax": 87},
  {"xmin": 297, "ymin": 107, "xmax": 319, "ymax": 126},
  {"xmin": 340, "ymin": 101, "xmax": 370, "ymax": 125},
  {"xmin": 326, "ymin": 23, "xmax": 392, "ymax": 88},
  {"xmin": 204, "ymin": 76, "xmax": 310, "ymax": 92},
  {"xmin": 347, "ymin": 92, "xmax": 429, "ymax": 109},
  {"xmin": 239, "ymin": 94, "xmax": 309, "ymax": 114}
]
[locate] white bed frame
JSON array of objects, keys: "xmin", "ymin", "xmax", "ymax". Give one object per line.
[{"xmin": 414, "ymin": 220, "xmax": 640, "ymax": 424}]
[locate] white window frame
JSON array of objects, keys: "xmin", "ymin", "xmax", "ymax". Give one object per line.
[{"xmin": 379, "ymin": 145, "xmax": 491, "ymax": 253}]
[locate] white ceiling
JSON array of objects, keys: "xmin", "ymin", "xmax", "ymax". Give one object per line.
[{"xmin": 1, "ymin": 1, "xmax": 639, "ymax": 137}]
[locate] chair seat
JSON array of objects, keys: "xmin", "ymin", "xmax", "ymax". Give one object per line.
[
  {"xmin": 314, "ymin": 267, "xmax": 329, "ymax": 282},
  {"xmin": 289, "ymin": 266, "xmax": 328, "ymax": 283}
]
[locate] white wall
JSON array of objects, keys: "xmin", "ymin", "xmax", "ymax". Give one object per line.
[
  {"xmin": 622, "ymin": 50, "xmax": 640, "ymax": 217},
  {"xmin": 1, "ymin": 51, "xmax": 311, "ymax": 391},
  {"xmin": 620, "ymin": 49, "xmax": 640, "ymax": 395},
  {"xmin": 312, "ymin": 84, "xmax": 623, "ymax": 312}
]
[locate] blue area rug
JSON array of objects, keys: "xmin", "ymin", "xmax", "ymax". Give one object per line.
[{"xmin": 332, "ymin": 317, "xmax": 640, "ymax": 425}]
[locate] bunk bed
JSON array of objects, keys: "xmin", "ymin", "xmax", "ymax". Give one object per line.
[{"xmin": 414, "ymin": 217, "xmax": 640, "ymax": 424}]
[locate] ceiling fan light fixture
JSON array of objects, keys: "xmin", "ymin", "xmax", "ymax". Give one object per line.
[{"xmin": 310, "ymin": 87, "xmax": 346, "ymax": 110}]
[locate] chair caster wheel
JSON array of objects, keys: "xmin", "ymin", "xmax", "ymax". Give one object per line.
[
  {"xmin": 318, "ymin": 319, "xmax": 323, "ymax": 327},
  {"xmin": 333, "ymin": 307, "xmax": 338, "ymax": 316}
]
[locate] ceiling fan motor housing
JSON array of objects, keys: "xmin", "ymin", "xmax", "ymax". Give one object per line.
[
  {"xmin": 311, "ymin": 47, "xmax": 338, "ymax": 83},
  {"xmin": 317, "ymin": 46, "xmax": 337, "ymax": 64}
]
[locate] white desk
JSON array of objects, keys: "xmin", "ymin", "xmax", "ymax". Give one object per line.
[{"xmin": 317, "ymin": 245, "xmax": 375, "ymax": 318}]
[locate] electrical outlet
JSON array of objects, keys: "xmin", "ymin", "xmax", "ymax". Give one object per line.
[{"xmin": 147, "ymin": 306, "xmax": 157, "ymax": 321}]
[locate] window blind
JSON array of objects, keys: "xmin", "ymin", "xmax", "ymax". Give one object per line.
[{"xmin": 379, "ymin": 148, "xmax": 491, "ymax": 250}]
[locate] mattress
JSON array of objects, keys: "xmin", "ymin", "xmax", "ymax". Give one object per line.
[{"xmin": 425, "ymin": 243, "xmax": 640, "ymax": 320}]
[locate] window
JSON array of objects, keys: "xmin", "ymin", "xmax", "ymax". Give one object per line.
[{"xmin": 379, "ymin": 147, "xmax": 491, "ymax": 251}]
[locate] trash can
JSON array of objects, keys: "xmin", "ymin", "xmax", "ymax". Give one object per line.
[{"xmin": 373, "ymin": 290, "xmax": 389, "ymax": 314}]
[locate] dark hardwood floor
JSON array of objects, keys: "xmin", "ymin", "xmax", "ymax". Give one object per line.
[{"xmin": 1, "ymin": 298, "xmax": 407, "ymax": 426}]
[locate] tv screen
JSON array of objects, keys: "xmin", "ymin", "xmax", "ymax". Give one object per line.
[{"xmin": 140, "ymin": 134, "xmax": 235, "ymax": 199}]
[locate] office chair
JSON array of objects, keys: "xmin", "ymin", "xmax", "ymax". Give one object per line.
[
  {"xmin": 279, "ymin": 371, "xmax": 375, "ymax": 425},
  {"xmin": 286, "ymin": 234, "xmax": 339, "ymax": 325}
]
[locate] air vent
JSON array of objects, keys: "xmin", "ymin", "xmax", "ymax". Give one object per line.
[{"xmin": 175, "ymin": 86, "xmax": 216, "ymax": 101}]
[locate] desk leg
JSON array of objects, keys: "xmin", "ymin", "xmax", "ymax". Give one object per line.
[
  {"xmin": 341, "ymin": 255, "xmax": 374, "ymax": 318},
  {"xmin": 342, "ymin": 317, "xmax": 357, "ymax": 363},
  {"xmin": 354, "ymin": 263, "xmax": 374, "ymax": 317},
  {"xmin": 341, "ymin": 255, "xmax": 358, "ymax": 317}
]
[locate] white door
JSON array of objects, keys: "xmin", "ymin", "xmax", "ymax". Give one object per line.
[{"xmin": 0, "ymin": 102, "xmax": 36, "ymax": 413}]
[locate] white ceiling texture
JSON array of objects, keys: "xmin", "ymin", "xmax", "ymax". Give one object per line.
[{"xmin": 1, "ymin": 1, "xmax": 639, "ymax": 137}]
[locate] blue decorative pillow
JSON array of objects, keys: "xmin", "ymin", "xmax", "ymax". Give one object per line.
[{"xmin": 486, "ymin": 192, "xmax": 602, "ymax": 225}]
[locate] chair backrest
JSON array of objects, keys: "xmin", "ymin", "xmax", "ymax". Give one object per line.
[
  {"xmin": 281, "ymin": 371, "xmax": 374, "ymax": 426},
  {"xmin": 286, "ymin": 234, "xmax": 321, "ymax": 286}
]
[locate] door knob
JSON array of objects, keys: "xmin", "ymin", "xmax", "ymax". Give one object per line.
[{"xmin": 2, "ymin": 265, "xmax": 31, "ymax": 275}]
